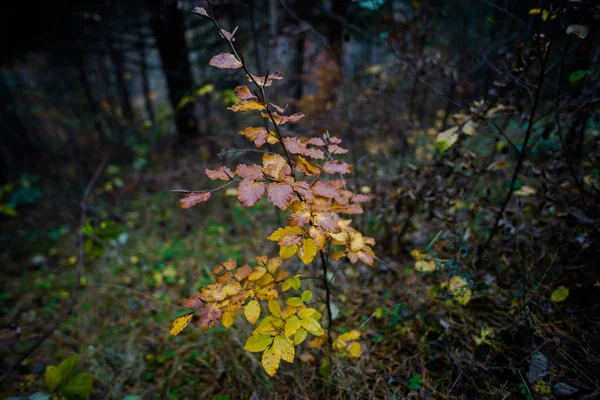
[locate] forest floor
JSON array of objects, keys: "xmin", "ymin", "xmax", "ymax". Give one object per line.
[{"xmin": 1, "ymin": 158, "xmax": 598, "ymax": 400}]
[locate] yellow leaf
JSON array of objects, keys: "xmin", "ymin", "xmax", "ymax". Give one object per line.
[
  {"xmin": 551, "ymin": 286, "xmax": 569, "ymax": 302},
  {"xmin": 514, "ymin": 185, "xmax": 536, "ymax": 197},
  {"xmin": 248, "ymin": 266, "xmax": 267, "ymax": 281},
  {"xmin": 169, "ymin": 313, "xmax": 194, "ymax": 336},
  {"xmin": 268, "ymin": 226, "xmax": 304, "ymax": 242},
  {"xmin": 415, "ymin": 260, "xmax": 436, "ymax": 272},
  {"xmin": 221, "ymin": 311, "xmax": 237, "ymax": 329},
  {"xmin": 298, "ymin": 308, "xmax": 316, "ymax": 319},
  {"xmin": 268, "ymin": 299, "xmax": 282, "ymax": 317},
  {"xmin": 298, "ymin": 238, "xmax": 317, "ymax": 265},
  {"xmin": 301, "ymin": 317, "xmax": 324, "ymax": 336},
  {"xmin": 44, "ymin": 365, "xmax": 61, "ymax": 391},
  {"xmin": 410, "ymin": 249, "xmax": 426, "ymax": 260},
  {"xmin": 348, "ymin": 342, "xmax": 361, "ymax": 358},
  {"xmin": 449, "ymin": 276, "xmax": 472, "ymax": 306},
  {"xmin": 253, "ymin": 316, "xmax": 280, "ymax": 335},
  {"xmin": 279, "ymin": 245, "xmax": 297, "ymax": 259},
  {"xmin": 262, "ymin": 345, "xmax": 281, "ymax": 376},
  {"xmin": 436, "ymin": 126, "xmax": 459, "ymax": 153},
  {"xmin": 284, "ymin": 315, "xmax": 302, "ymax": 337},
  {"xmin": 274, "ymin": 335, "xmax": 295, "ymax": 363},
  {"xmin": 244, "ymin": 299, "xmax": 261, "ymax": 325},
  {"xmin": 245, "ymin": 334, "xmax": 274, "ymax": 352}
]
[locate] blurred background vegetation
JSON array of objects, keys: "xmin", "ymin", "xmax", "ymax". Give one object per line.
[{"xmin": 1, "ymin": 0, "xmax": 599, "ymax": 399}]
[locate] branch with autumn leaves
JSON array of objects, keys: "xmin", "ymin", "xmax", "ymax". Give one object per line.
[{"xmin": 167, "ymin": 4, "xmax": 375, "ymax": 377}]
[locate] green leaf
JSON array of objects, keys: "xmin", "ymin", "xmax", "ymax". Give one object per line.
[
  {"xmin": 551, "ymin": 286, "xmax": 569, "ymax": 302},
  {"xmin": 58, "ymin": 355, "xmax": 78, "ymax": 385},
  {"xmin": 301, "ymin": 290, "xmax": 312, "ymax": 303},
  {"xmin": 44, "ymin": 365, "xmax": 61, "ymax": 391},
  {"xmin": 286, "ymin": 297, "xmax": 304, "ymax": 307},
  {"xmin": 59, "ymin": 372, "xmax": 93, "ymax": 399},
  {"xmin": 568, "ymin": 70, "xmax": 588, "ymax": 84}
]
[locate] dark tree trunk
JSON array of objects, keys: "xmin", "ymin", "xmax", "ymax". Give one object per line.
[
  {"xmin": 107, "ymin": 30, "xmax": 134, "ymax": 122},
  {"xmin": 149, "ymin": 0, "xmax": 198, "ymax": 140},
  {"xmin": 293, "ymin": 31, "xmax": 305, "ymax": 100},
  {"xmin": 327, "ymin": 0, "xmax": 349, "ymax": 68},
  {"xmin": 136, "ymin": 4, "xmax": 155, "ymax": 123},
  {"xmin": 73, "ymin": 49, "xmax": 106, "ymax": 139}
]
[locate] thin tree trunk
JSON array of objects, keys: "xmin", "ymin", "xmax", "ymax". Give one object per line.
[{"xmin": 73, "ymin": 49, "xmax": 106, "ymax": 139}]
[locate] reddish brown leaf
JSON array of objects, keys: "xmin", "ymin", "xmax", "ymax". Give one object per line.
[
  {"xmin": 238, "ymin": 180, "xmax": 265, "ymax": 207},
  {"xmin": 352, "ymin": 194, "xmax": 372, "ymax": 203},
  {"xmin": 328, "ymin": 144, "xmax": 349, "ymax": 154},
  {"xmin": 312, "ymin": 211, "xmax": 340, "ymax": 233},
  {"xmin": 267, "ymin": 183, "xmax": 294, "ymax": 210},
  {"xmin": 234, "ymin": 86, "xmax": 256, "ymax": 100},
  {"xmin": 222, "ymin": 259, "xmax": 237, "ymax": 270},
  {"xmin": 282, "ymin": 137, "xmax": 324, "ymax": 159},
  {"xmin": 247, "ymin": 71, "xmax": 284, "ymax": 87},
  {"xmin": 270, "ymin": 103, "xmax": 286, "ymax": 113},
  {"xmin": 306, "ymin": 138, "xmax": 326, "ymax": 146},
  {"xmin": 199, "ymin": 304, "xmax": 222, "ymax": 331},
  {"xmin": 313, "ymin": 181, "xmax": 338, "ymax": 198},
  {"xmin": 323, "ymin": 160, "xmax": 353, "ymax": 174},
  {"xmin": 209, "ymin": 52, "xmax": 242, "ymax": 69},
  {"xmin": 278, "ymin": 233, "xmax": 303, "ymax": 246},
  {"xmin": 182, "ymin": 293, "xmax": 204, "ymax": 309},
  {"xmin": 180, "ymin": 192, "xmax": 211, "ymax": 208},
  {"xmin": 292, "ymin": 181, "xmax": 314, "ymax": 202},
  {"xmin": 206, "ymin": 166, "xmax": 234, "ymax": 180},
  {"xmin": 263, "ymin": 111, "xmax": 305, "ymax": 125},
  {"xmin": 191, "ymin": 7, "xmax": 210, "ymax": 17},
  {"xmin": 219, "ymin": 28, "xmax": 236, "ymax": 41},
  {"xmin": 236, "ymin": 164, "xmax": 264, "ymax": 180}
]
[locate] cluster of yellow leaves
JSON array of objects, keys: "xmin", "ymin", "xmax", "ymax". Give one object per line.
[
  {"xmin": 333, "ymin": 330, "xmax": 362, "ymax": 358},
  {"xmin": 245, "ymin": 298, "xmax": 324, "ymax": 376},
  {"xmin": 170, "ymin": 256, "xmax": 326, "ymax": 376}
]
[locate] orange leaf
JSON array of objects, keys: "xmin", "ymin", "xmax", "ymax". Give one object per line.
[
  {"xmin": 209, "ymin": 52, "xmax": 242, "ymax": 69},
  {"xmin": 295, "ymin": 156, "xmax": 321, "ymax": 176},
  {"xmin": 234, "ymin": 85, "xmax": 257, "ymax": 100},
  {"xmin": 180, "ymin": 192, "xmax": 211, "ymax": 208},
  {"xmin": 267, "ymin": 183, "xmax": 294, "ymax": 210},
  {"xmin": 234, "ymin": 264, "xmax": 253, "ymax": 281},
  {"xmin": 228, "ymin": 99, "xmax": 265, "ymax": 112},
  {"xmin": 238, "ymin": 180, "xmax": 265, "ymax": 207},
  {"xmin": 323, "ymin": 160, "xmax": 353, "ymax": 174},
  {"xmin": 206, "ymin": 166, "xmax": 234, "ymax": 180},
  {"xmin": 239, "ymin": 127, "xmax": 278, "ymax": 148},
  {"xmin": 263, "ymin": 153, "xmax": 291, "ymax": 180}
]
